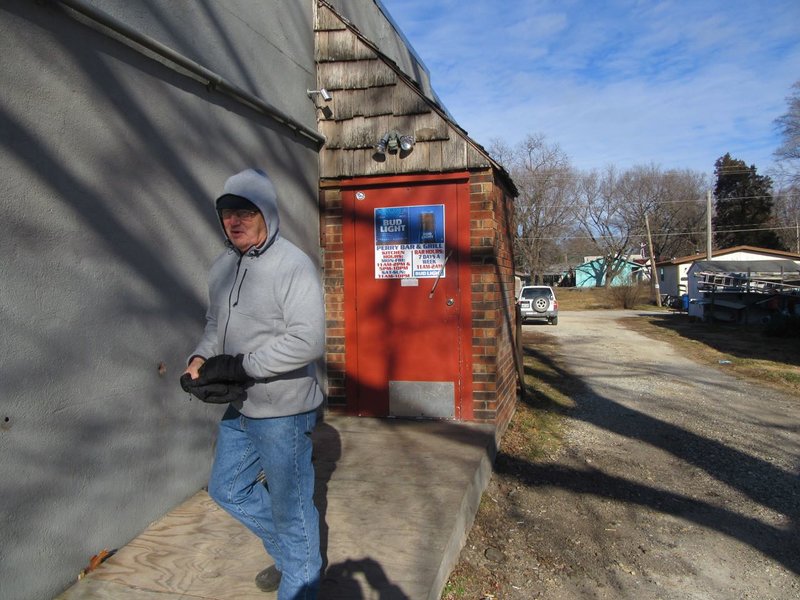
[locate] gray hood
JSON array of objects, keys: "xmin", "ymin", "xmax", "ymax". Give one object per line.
[{"xmin": 215, "ymin": 168, "xmax": 280, "ymax": 255}]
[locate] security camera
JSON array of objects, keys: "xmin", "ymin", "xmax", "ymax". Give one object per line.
[{"xmin": 307, "ymin": 88, "xmax": 332, "ymax": 102}]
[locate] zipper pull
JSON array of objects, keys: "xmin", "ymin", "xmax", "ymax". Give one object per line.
[{"xmin": 233, "ymin": 268, "xmax": 248, "ymax": 307}]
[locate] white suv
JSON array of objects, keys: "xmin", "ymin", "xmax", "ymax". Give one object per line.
[{"xmin": 517, "ymin": 285, "xmax": 558, "ymax": 325}]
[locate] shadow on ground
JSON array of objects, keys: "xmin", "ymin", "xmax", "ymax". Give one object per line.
[
  {"xmin": 508, "ymin": 337, "xmax": 800, "ymax": 575},
  {"xmin": 633, "ymin": 313, "xmax": 800, "ymax": 367}
]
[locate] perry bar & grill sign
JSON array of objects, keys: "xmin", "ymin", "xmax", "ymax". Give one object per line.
[{"xmin": 374, "ymin": 205, "xmax": 445, "ymax": 279}]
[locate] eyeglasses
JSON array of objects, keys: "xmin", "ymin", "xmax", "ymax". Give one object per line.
[{"xmin": 220, "ymin": 209, "xmax": 260, "ymax": 221}]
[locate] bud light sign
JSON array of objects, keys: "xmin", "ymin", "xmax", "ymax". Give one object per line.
[
  {"xmin": 374, "ymin": 205, "xmax": 445, "ymax": 279},
  {"xmin": 375, "ymin": 207, "xmax": 409, "ymax": 245}
]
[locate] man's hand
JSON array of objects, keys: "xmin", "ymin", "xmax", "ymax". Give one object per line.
[
  {"xmin": 179, "ymin": 354, "xmax": 251, "ymax": 404},
  {"xmin": 195, "ymin": 354, "xmax": 251, "ymax": 385},
  {"xmin": 180, "ymin": 373, "xmax": 223, "ymax": 395},
  {"xmin": 180, "ymin": 373, "xmax": 247, "ymax": 404},
  {"xmin": 183, "ymin": 356, "xmax": 206, "ymax": 380}
]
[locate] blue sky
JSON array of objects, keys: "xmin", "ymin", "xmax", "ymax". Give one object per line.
[{"xmin": 378, "ymin": 0, "xmax": 800, "ymax": 178}]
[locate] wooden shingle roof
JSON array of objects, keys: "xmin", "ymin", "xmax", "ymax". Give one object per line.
[{"xmin": 314, "ymin": 1, "xmax": 516, "ymax": 194}]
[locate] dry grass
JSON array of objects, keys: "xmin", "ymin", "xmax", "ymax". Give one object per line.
[
  {"xmin": 555, "ymin": 287, "xmax": 799, "ymax": 394},
  {"xmin": 554, "ymin": 286, "xmax": 659, "ymax": 311},
  {"xmin": 442, "ymin": 303, "xmax": 798, "ymax": 599},
  {"xmin": 502, "ymin": 331, "xmax": 577, "ymax": 461},
  {"xmin": 621, "ymin": 313, "xmax": 800, "ymax": 396},
  {"xmin": 441, "ymin": 331, "xmax": 575, "ymax": 599}
]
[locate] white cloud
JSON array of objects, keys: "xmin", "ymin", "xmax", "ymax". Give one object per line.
[{"xmin": 380, "ymin": 0, "xmax": 800, "ymax": 176}]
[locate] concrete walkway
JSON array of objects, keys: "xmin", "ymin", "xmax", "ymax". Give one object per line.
[{"xmin": 57, "ymin": 415, "xmax": 497, "ymax": 600}]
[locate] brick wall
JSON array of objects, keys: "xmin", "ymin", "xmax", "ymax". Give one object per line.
[
  {"xmin": 468, "ymin": 170, "xmax": 518, "ymax": 430},
  {"xmin": 320, "ymin": 171, "xmax": 519, "ymax": 424},
  {"xmin": 319, "ymin": 186, "xmax": 347, "ymax": 409}
]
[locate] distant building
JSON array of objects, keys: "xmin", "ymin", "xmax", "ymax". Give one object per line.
[
  {"xmin": 656, "ymin": 246, "xmax": 800, "ymax": 298},
  {"xmin": 574, "ymin": 256, "xmax": 646, "ymax": 287},
  {"xmin": 686, "ymin": 259, "xmax": 800, "ymax": 323}
]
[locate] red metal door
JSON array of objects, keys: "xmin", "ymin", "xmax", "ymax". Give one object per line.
[{"xmin": 343, "ymin": 174, "xmax": 471, "ymax": 419}]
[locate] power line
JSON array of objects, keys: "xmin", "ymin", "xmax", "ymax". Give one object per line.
[
  {"xmin": 507, "ymin": 168, "xmax": 792, "ymax": 182},
  {"xmin": 649, "ymin": 224, "xmax": 798, "ymax": 238},
  {"xmin": 518, "ymin": 224, "xmax": 799, "ymax": 242},
  {"xmin": 516, "ymin": 193, "xmax": 799, "ymax": 210}
]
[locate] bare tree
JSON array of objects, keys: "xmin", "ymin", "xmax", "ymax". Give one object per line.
[
  {"xmin": 612, "ymin": 165, "xmax": 708, "ymax": 259},
  {"xmin": 773, "ymin": 82, "xmax": 800, "ymax": 251},
  {"xmin": 616, "ymin": 164, "xmax": 663, "ymax": 243},
  {"xmin": 491, "ymin": 132, "xmax": 709, "ymax": 285},
  {"xmin": 490, "ymin": 134, "xmax": 576, "ymax": 283},
  {"xmin": 572, "ymin": 166, "xmax": 636, "ymax": 287},
  {"xmin": 773, "ymin": 184, "xmax": 800, "ymax": 253},
  {"xmin": 560, "ymin": 226, "xmax": 598, "ymax": 264},
  {"xmin": 774, "ymin": 81, "xmax": 800, "ymax": 187},
  {"xmin": 646, "ymin": 169, "xmax": 708, "ymax": 259},
  {"xmin": 572, "ymin": 165, "xmax": 708, "ymax": 285}
]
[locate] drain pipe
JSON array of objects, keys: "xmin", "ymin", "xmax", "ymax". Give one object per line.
[{"xmin": 53, "ymin": 0, "xmax": 325, "ymax": 146}]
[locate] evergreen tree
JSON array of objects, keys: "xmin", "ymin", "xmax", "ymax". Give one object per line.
[{"xmin": 712, "ymin": 153, "xmax": 786, "ymax": 250}]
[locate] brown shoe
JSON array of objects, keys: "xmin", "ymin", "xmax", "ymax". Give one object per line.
[{"xmin": 255, "ymin": 565, "xmax": 282, "ymax": 592}]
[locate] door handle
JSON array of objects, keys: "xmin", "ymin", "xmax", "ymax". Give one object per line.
[{"xmin": 428, "ymin": 249, "xmax": 453, "ymax": 299}]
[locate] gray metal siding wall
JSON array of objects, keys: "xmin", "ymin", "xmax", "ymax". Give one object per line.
[{"xmin": 0, "ymin": 2, "xmax": 319, "ymax": 599}]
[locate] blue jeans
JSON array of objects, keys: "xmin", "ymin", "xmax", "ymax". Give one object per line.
[{"xmin": 209, "ymin": 406, "xmax": 321, "ymax": 600}]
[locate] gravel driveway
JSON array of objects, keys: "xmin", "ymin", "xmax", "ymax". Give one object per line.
[{"xmin": 467, "ymin": 310, "xmax": 800, "ymax": 599}]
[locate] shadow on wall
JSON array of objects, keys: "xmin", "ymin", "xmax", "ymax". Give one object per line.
[
  {"xmin": 1, "ymin": 3, "xmax": 516, "ymax": 600},
  {"xmin": 0, "ymin": 1, "xmax": 320, "ymax": 599}
]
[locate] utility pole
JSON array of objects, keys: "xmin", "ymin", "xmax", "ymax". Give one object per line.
[
  {"xmin": 796, "ymin": 215, "xmax": 799, "ymax": 254},
  {"xmin": 645, "ymin": 214, "xmax": 661, "ymax": 307},
  {"xmin": 706, "ymin": 190, "xmax": 713, "ymax": 260}
]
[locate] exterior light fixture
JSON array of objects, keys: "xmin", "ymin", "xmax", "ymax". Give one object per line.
[
  {"xmin": 307, "ymin": 88, "xmax": 332, "ymax": 101},
  {"xmin": 375, "ymin": 132, "xmax": 392, "ymax": 156},
  {"xmin": 374, "ymin": 131, "xmax": 415, "ymax": 157},
  {"xmin": 399, "ymin": 134, "xmax": 415, "ymax": 152},
  {"xmin": 387, "ymin": 131, "xmax": 400, "ymax": 153}
]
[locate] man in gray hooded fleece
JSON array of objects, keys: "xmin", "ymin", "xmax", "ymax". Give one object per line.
[{"xmin": 181, "ymin": 168, "xmax": 324, "ymax": 598}]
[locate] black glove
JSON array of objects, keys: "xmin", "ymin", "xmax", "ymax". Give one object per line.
[
  {"xmin": 195, "ymin": 383, "xmax": 247, "ymax": 404},
  {"xmin": 180, "ymin": 372, "xmax": 205, "ymax": 393},
  {"xmin": 195, "ymin": 354, "xmax": 252, "ymax": 385},
  {"xmin": 180, "ymin": 373, "xmax": 227, "ymax": 396},
  {"xmin": 180, "ymin": 373, "xmax": 247, "ymax": 404}
]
